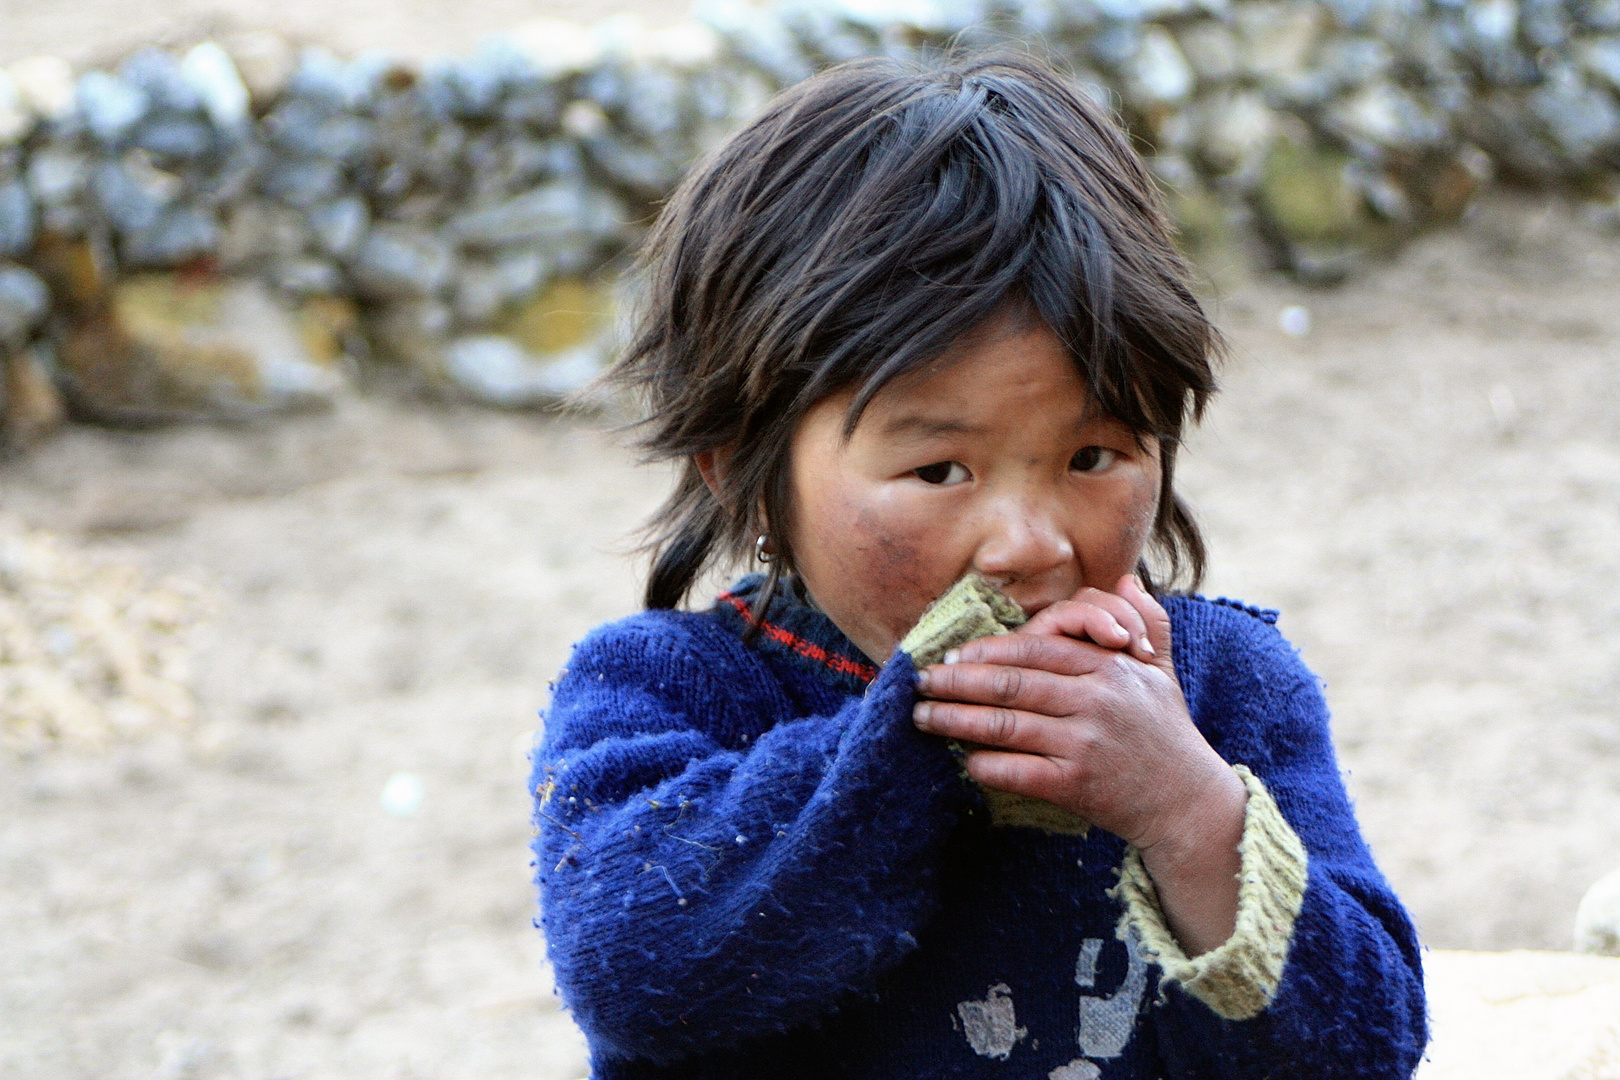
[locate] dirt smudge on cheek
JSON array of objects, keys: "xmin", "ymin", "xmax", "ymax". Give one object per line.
[{"xmin": 848, "ymin": 502, "xmax": 939, "ymax": 640}]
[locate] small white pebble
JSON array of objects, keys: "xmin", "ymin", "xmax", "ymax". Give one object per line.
[
  {"xmin": 735, "ymin": 835, "xmax": 746, "ymax": 845},
  {"xmin": 677, "ymin": 897, "xmax": 688, "ymax": 907},
  {"xmin": 380, "ymin": 773, "xmax": 424, "ymax": 817},
  {"xmin": 1278, "ymin": 305, "xmax": 1312, "ymax": 337}
]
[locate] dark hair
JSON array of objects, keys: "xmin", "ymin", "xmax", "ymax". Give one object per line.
[{"xmin": 612, "ymin": 51, "xmax": 1219, "ymax": 614}]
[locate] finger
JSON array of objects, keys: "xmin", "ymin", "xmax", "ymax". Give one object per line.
[
  {"xmin": 916, "ymin": 661, "xmax": 1078, "ymax": 716},
  {"xmin": 1023, "ymin": 591, "xmax": 1152, "ymax": 660},
  {"xmin": 1116, "ymin": 575, "xmax": 1174, "ymax": 674},
  {"xmin": 944, "ymin": 631, "xmax": 1117, "ymax": 676},
  {"xmin": 912, "ymin": 700, "xmax": 1059, "ymax": 756},
  {"xmin": 960, "ymin": 747, "xmax": 1068, "ymax": 801}
]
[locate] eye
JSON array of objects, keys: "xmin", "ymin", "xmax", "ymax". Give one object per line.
[
  {"xmin": 1070, "ymin": 446, "xmax": 1119, "ymax": 473},
  {"xmin": 913, "ymin": 461, "xmax": 971, "ymax": 485}
]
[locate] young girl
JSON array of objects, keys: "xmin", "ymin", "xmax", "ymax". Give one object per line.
[{"xmin": 531, "ymin": 53, "xmax": 1426, "ymax": 1079}]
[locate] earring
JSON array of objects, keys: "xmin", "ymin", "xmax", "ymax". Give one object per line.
[{"xmin": 754, "ymin": 534, "xmax": 773, "ymax": 563}]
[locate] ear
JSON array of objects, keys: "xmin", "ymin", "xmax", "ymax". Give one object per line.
[{"xmin": 695, "ymin": 449, "xmax": 729, "ymax": 501}]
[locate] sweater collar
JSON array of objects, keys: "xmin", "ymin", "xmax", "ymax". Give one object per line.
[{"xmin": 712, "ymin": 573, "xmax": 880, "ymax": 695}]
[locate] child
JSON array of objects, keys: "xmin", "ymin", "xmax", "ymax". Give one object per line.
[{"xmin": 531, "ymin": 53, "xmax": 1427, "ymax": 1079}]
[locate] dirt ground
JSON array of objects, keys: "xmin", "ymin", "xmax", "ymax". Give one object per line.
[{"xmin": 2, "ymin": 194, "xmax": 1618, "ymax": 1078}]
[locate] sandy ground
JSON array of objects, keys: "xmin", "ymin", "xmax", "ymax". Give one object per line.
[{"xmin": 2, "ymin": 194, "xmax": 1618, "ymax": 1078}]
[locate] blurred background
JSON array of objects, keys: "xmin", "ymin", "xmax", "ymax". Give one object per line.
[{"xmin": 1, "ymin": 0, "xmax": 1618, "ymax": 1076}]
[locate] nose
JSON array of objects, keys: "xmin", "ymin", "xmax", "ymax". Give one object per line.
[{"xmin": 972, "ymin": 495, "xmax": 1075, "ymax": 589}]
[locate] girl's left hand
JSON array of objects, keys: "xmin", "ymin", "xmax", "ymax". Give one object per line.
[{"xmin": 912, "ymin": 575, "xmax": 1247, "ymax": 954}]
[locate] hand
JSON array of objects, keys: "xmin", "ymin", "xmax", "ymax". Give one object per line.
[{"xmin": 913, "ymin": 575, "xmax": 1247, "ymax": 954}]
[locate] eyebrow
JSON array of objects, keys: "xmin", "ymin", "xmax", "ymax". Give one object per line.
[{"xmin": 879, "ymin": 415, "xmax": 990, "ymax": 440}]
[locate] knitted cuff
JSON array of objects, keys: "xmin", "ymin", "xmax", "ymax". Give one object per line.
[
  {"xmin": 1111, "ymin": 765, "xmax": 1309, "ymax": 1021},
  {"xmin": 898, "ymin": 574, "xmax": 1090, "ymax": 836},
  {"xmin": 899, "ymin": 572, "xmax": 1026, "ymax": 666}
]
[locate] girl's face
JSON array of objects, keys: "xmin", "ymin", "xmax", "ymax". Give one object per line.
[{"xmin": 786, "ymin": 315, "xmax": 1162, "ymax": 662}]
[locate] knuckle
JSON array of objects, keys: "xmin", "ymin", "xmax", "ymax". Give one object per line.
[
  {"xmin": 991, "ymin": 667, "xmax": 1023, "ymax": 704},
  {"xmin": 987, "ymin": 707, "xmax": 1019, "ymax": 743}
]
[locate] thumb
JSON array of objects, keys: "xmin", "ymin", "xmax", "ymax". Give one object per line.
[{"xmin": 1116, "ymin": 575, "xmax": 1174, "ymax": 676}]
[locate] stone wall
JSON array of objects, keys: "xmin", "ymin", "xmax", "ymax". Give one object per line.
[{"xmin": 1, "ymin": 0, "xmax": 1618, "ymax": 445}]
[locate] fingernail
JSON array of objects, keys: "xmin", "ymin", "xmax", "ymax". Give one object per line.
[
  {"xmin": 913, "ymin": 701, "xmax": 932, "ymax": 725},
  {"xmin": 1140, "ymin": 637, "xmax": 1156, "ymax": 656},
  {"xmin": 942, "ymin": 650, "xmax": 960, "ymax": 665},
  {"xmin": 915, "ymin": 668, "xmax": 931, "ymax": 691}
]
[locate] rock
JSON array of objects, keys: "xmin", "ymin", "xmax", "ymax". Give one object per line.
[
  {"xmin": 452, "ymin": 248, "xmax": 552, "ymax": 324},
  {"xmin": 77, "ymin": 70, "xmax": 151, "ymax": 145},
  {"xmin": 121, "ymin": 204, "xmax": 220, "ymax": 267},
  {"xmin": 222, "ymin": 32, "xmax": 296, "ymax": 110},
  {"xmin": 1, "ymin": 344, "xmax": 67, "ymax": 449},
  {"xmin": 91, "ymin": 156, "xmax": 180, "ymax": 235},
  {"xmin": 119, "ymin": 48, "xmax": 201, "ymax": 115},
  {"xmin": 353, "ymin": 225, "xmax": 457, "ymax": 299},
  {"xmin": 0, "ymin": 180, "xmax": 35, "ymax": 259},
  {"xmin": 8, "ymin": 56, "xmax": 76, "ymax": 121},
  {"xmin": 0, "ymin": 70, "xmax": 33, "ymax": 143},
  {"xmin": 1578, "ymin": 37, "xmax": 1620, "ymax": 90},
  {"xmin": 1328, "ymin": 83, "xmax": 1451, "ymax": 149},
  {"xmin": 181, "ymin": 42, "xmax": 252, "ymax": 130},
  {"xmin": 1529, "ymin": 69, "xmax": 1620, "ymax": 165},
  {"xmin": 492, "ymin": 277, "xmax": 614, "ymax": 356},
  {"xmin": 267, "ymin": 257, "xmax": 345, "ymax": 295},
  {"xmin": 134, "ymin": 115, "xmax": 217, "ymax": 160},
  {"xmin": 261, "ymin": 158, "xmax": 345, "ymax": 209},
  {"xmin": 293, "ymin": 295, "xmax": 360, "ymax": 366},
  {"xmin": 1174, "ymin": 21, "xmax": 1241, "ymax": 84},
  {"xmin": 52, "ymin": 273, "xmax": 346, "ymax": 421},
  {"xmin": 444, "ymin": 334, "xmax": 601, "ymax": 406},
  {"xmin": 1236, "ymin": 1, "xmax": 1325, "ymax": 80},
  {"xmin": 1256, "ymin": 138, "xmax": 1381, "ymax": 280},
  {"xmin": 1576, "ymin": 867, "xmax": 1620, "ymax": 956},
  {"xmin": 216, "ymin": 200, "xmax": 312, "ymax": 268},
  {"xmin": 1127, "ymin": 27, "xmax": 1195, "ymax": 106},
  {"xmin": 1195, "ymin": 91, "xmax": 1277, "ymax": 175},
  {"xmin": 24, "ymin": 149, "xmax": 88, "ymax": 208},
  {"xmin": 0, "ymin": 264, "xmax": 50, "ymax": 341},
  {"xmin": 309, "ymin": 197, "xmax": 368, "ymax": 258},
  {"xmin": 366, "ymin": 298, "xmax": 453, "ymax": 373},
  {"xmin": 450, "ymin": 183, "xmax": 625, "ymax": 250}
]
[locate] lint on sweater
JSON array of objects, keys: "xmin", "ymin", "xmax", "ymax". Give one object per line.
[{"xmin": 531, "ymin": 573, "xmax": 1427, "ymax": 1079}]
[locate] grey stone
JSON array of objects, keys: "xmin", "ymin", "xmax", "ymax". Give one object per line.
[
  {"xmin": 1577, "ymin": 37, "xmax": 1620, "ymax": 90},
  {"xmin": 181, "ymin": 42, "xmax": 252, "ymax": 129},
  {"xmin": 119, "ymin": 49, "xmax": 202, "ymax": 114},
  {"xmin": 449, "ymin": 183, "xmax": 625, "ymax": 249},
  {"xmin": 585, "ymin": 133, "xmax": 683, "ymax": 195},
  {"xmin": 353, "ymin": 224, "xmax": 457, "ymax": 299},
  {"xmin": 91, "ymin": 158, "xmax": 177, "ymax": 234},
  {"xmin": 0, "ymin": 263, "xmax": 48, "ymax": 340},
  {"xmin": 121, "ymin": 204, "xmax": 220, "ymax": 266},
  {"xmin": 262, "ymin": 158, "xmax": 345, "ymax": 209},
  {"xmin": 1174, "ymin": 21, "xmax": 1241, "ymax": 83},
  {"xmin": 77, "ymin": 71, "xmax": 151, "ymax": 145},
  {"xmin": 452, "ymin": 249, "xmax": 552, "ymax": 323},
  {"xmin": 0, "ymin": 179, "xmax": 35, "ymax": 258},
  {"xmin": 1529, "ymin": 69, "xmax": 1620, "ymax": 162},
  {"xmin": 1574, "ymin": 0, "xmax": 1620, "ymax": 30},
  {"xmin": 135, "ymin": 115, "xmax": 217, "ymax": 160},
  {"xmin": 269, "ymin": 257, "xmax": 346, "ymax": 294},
  {"xmin": 444, "ymin": 334, "xmax": 600, "ymax": 406},
  {"xmin": 500, "ymin": 82, "xmax": 562, "ymax": 128},
  {"xmin": 217, "ymin": 200, "xmax": 311, "ymax": 266},
  {"xmin": 310, "ymin": 197, "xmax": 368, "ymax": 258},
  {"xmin": 266, "ymin": 99, "xmax": 376, "ymax": 160}
]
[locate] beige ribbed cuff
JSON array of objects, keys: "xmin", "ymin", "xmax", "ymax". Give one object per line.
[
  {"xmin": 1112, "ymin": 765, "xmax": 1309, "ymax": 1020},
  {"xmin": 900, "ymin": 575, "xmax": 1091, "ymax": 836}
]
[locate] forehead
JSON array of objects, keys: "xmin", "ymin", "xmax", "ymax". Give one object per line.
[{"xmin": 858, "ymin": 318, "xmax": 1093, "ymax": 436}]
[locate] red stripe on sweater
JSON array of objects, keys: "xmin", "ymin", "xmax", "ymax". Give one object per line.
[{"xmin": 718, "ymin": 592, "xmax": 878, "ymax": 684}]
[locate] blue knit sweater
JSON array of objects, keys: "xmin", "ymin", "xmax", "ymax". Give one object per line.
[{"xmin": 531, "ymin": 575, "xmax": 1427, "ymax": 1078}]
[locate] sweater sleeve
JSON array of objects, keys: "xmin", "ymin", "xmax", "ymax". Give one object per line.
[
  {"xmin": 1147, "ymin": 604, "xmax": 1428, "ymax": 1079},
  {"xmin": 531, "ymin": 614, "xmax": 966, "ymax": 1065}
]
